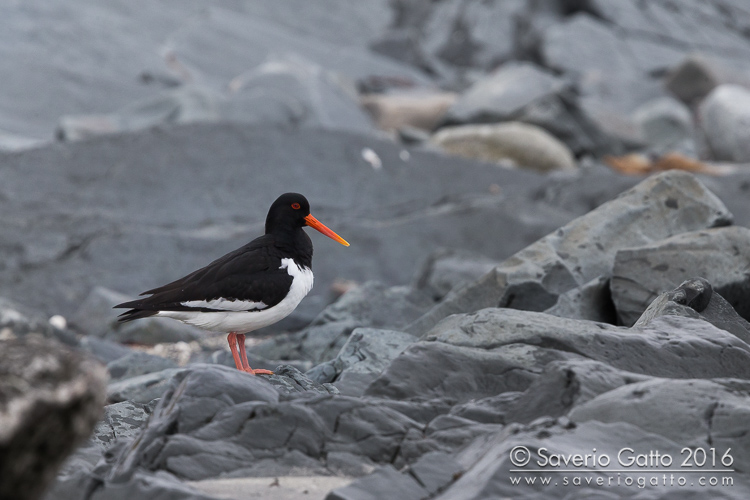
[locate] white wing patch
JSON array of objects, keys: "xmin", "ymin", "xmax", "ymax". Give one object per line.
[{"xmin": 181, "ymin": 298, "xmax": 268, "ymax": 311}]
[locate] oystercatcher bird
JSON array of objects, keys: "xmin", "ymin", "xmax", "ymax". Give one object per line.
[{"xmin": 114, "ymin": 193, "xmax": 349, "ymax": 375}]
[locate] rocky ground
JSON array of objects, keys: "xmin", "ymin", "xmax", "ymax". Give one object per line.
[{"xmin": 2, "ymin": 1, "xmax": 750, "ymax": 499}]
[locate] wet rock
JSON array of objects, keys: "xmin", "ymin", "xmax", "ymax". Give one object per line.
[
  {"xmin": 433, "ymin": 122, "xmax": 577, "ymax": 173},
  {"xmin": 408, "ymin": 171, "xmax": 732, "ymax": 335},
  {"xmin": 611, "ymin": 227, "xmax": 750, "ymax": 326},
  {"xmin": 0, "ymin": 337, "xmax": 106, "ymax": 500},
  {"xmin": 699, "ymin": 84, "xmax": 750, "ymax": 162}
]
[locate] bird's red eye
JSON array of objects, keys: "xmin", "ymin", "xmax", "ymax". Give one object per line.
[{"xmin": 291, "ymin": 203, "xmax": 301, "ymax": 210}]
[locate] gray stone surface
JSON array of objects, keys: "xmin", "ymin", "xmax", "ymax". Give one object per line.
[
  {"xmin": 611, "ymin": 227, "xmax": 750, "ymax": 326},
  {"xmin": 0, "ymin": 337, "xmax": 107, "ymax": 500},
  {"xmin": 253, "ymin": 282, "xmax": 433, "ymax": 364},
  {"xmin": 544, "ymin": 276, "xmax": 616, "ymax": 324},
  {"xmin": 407, "ymin": 171, "xmax": 732, "ymax": 335},
  {"xmin": 632, "ymin": 96, "xmax": 694, "ymax": 152},
  {"xmin": 699, "ymin": 84, "xmax": 750, "ymax": 162},
  {"xmin": 58, "ymin": 56, "xmax": 374, "ymax": 141},
  {"xmin": 107, "ymin": 316, "xmax": 204, "ymax": 346},
  {"xmin": 306, "ymin": 328, "xmax": 417, "ymax": 396},
  {"xmin": 107, "ymin": 351, "xmax": 179, "ymax": 382},
  {"xmin": 107, "ymin": 368, "xmax": 184, "ymax": 404},
  {"xmin": 413, "ymin": 249, "xmax": 500, "ymax": 301},
  {"xmin": 666, "ymin": 53, "xmax": 750, "ymax": 104}
]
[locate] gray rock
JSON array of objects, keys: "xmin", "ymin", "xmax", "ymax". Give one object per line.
[
  {"xmin": 406, "ymin": 451, "xmax": 464, "ymax": 496},
  {"xmin": 306, "ymin": 328, "xmax": 417, "ymax": 396},
  {"xmin": 570, "ymin": 378, "xmax": 750, "ymax": 473},
  {"xmin": 326, "ymin": 465, "xmax": 427, "ymax": 500},
  {"xmin": 78, "ymin": 336, "xmax": 134, "ymax": 365},
  {"xmin": 407, "ymin": 171, "xmax": 732, "ymax": 335},
  {"xmin": 69, "ymin": 286, "xmax": 131, "ymax": 337},
  {"xmin": 544, "ymin": 276, "xmax": 616, "ymax": 324},
  {"xmin": 0, "ymin": 336, "xmax": 107, "ymax": 500},
  {"xmin": 665, "ymin": 53, "xmax": 750, "ymax": 104},
  {"xmin": 635, "ymin": 277, "xmax": 750, "ymax": 345},
  {"xmin": 107, "ymin": 351, "xmax": 179, "ymax": 382},
  {"xmin": 503, "ymin": 360, "xmax": 650, "ymax": 425},
  {"xmin": 699, "ymin": 84, "xmax": 750, "ymax": 162},
  {"xmin": 106, "ymin": 368, "xmax": 184, "ymax": 404},
  {"xmin": 266, "ymin": 365, "xmax": 340, "ymax": 397},
  {"xmin": 0, "ymin": 297, "xmax": 78, "ymax": 346},
  {"xmin": 443, "ymin": 62, "xmax": 569, "ymax": 125},
  {"xmin": 365, "ymin": 340, "xmax": 571, "ymax": 404},
  {"xmin": 413, "ymin": 249, "xmax": 501, "ymax": 301},
  {"xmin": 57, "ymin": 86, "xmax": 221, "ymax": 141},
  {"xmin": 432, "ymin": 122, "xmax": 578, "ymax": 173},
  {"xmin": 440, "ymin": 61, "xmax": 612, "ymax": 156},
  {"xmin": 611, "ymin": 227, "xmax": 750, "ymax": 326},
  {"xmin": 106, "ymin": 317, "xmax": 204, "ymax": 346},
  {"xmin": 95, "ymin": 366, "xmax": 430, "ymax": 483},
  {"xmin": 422, "ymin": 308, "xmax": 750, "ymax": 380},
  {"xmin": 90, "ymin": 400, "xmax": 154, "ymax": 450},
  {"xmin": 632, "ymin": 96, "xmax": 694, "ymax": 151},
  {"xmin": 541, "ymin": 13, "xmax": 664, "ymax": 113},
  {"xmin": 253, "ymin": 282, "xmax": 433, "ymax": 364},
  {"xmin": 0, "ymin": 0, "xmax": 409, "ymax": 141}
]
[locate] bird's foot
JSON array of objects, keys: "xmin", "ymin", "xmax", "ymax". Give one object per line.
[{"xmin": 245, "ymin": 367, "xmax": 274, "ymax": 376}]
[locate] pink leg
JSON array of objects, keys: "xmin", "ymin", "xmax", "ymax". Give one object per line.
[
  {"xmin": 237, "ymin": 333, "xmax": 273, "ymax": 375},
  {"xmin": 227, "ymin": 332, "xmax": 243, "ymax": 371}
]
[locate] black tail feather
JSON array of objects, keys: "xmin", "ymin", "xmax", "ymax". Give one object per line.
[{"xmin": 116, "ymin": 308, "xmax": 158, "ymax": 322}]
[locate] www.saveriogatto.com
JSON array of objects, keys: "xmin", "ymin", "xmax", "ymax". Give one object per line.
[{"xmin": 508, "ymin": 445, "xmax": 735, "ymax": 489}]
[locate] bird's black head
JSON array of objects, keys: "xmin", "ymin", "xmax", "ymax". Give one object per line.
[
  {"xmin": 265, "ymin": 192, "xmax": 349, "ymax": 247},
  {"xmin": 265, "ymin": 193, "xmax": 311, "ymax": 233}
]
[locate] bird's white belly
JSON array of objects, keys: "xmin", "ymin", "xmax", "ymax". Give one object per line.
[{"xmin": 158, "ymin": 259, "xmax": 314, "ymax": 334}]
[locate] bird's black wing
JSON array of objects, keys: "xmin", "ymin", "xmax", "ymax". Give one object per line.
[{"xmin": 115, "ymin": 235, "xmax": 294, "ymax": 321}]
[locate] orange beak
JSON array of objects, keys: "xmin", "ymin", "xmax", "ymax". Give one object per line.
[{"xmin": 304, "ymin": 214, "xmax": 350, "ymax": 246}]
